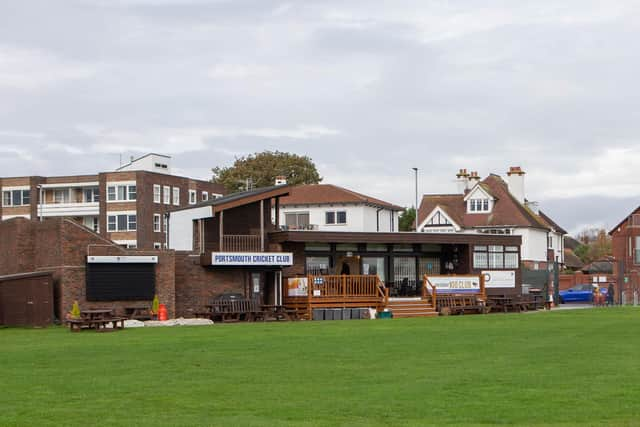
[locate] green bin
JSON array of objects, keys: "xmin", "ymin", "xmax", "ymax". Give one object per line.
[{"xmin": 376, "ymin": 311, "xmax": 393, "ymax": 319}]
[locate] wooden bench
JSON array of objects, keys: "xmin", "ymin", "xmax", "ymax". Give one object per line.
[
  {"xmin": 205, "ymin": 298, "xmax": 265, "ymax": 322},
  {"xmin": 437, "ymin": 295, "xmax": 488, "ymax": 315}
]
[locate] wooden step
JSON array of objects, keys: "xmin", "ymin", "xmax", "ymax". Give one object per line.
[{"xmin": 386, "ymin": 300, "xmax": 438, "ymax": 318}]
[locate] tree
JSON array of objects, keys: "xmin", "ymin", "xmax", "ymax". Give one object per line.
[
  {"xmin": 211, "ymin": 151, "xmax": 322, "ymax": 193},
  {"xmin": 573, "ymin": 228, "xmax": 612, "ymax": 264},
  {"xmin": 399, "ymin": 207, "xmax": 416, "ymax": 232}
]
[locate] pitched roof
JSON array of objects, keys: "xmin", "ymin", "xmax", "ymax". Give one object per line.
[
  {"xmin": 171, "ymin": 185, "xmax": 290, "ymax": 213},
  {"xmin": 564, "ymin": 236, "xmax": 582, "ymax": 251},
  {"xmin": 418, "ymin": 174, "xmax": 565, "ymax": 233},
  {"xmin": 609, "ymin": 205, "xmax": 640, "ymax": 235},
  {"xmin": 563, "ymin": 249, "xmax": 584, "ymax": 269},
  {"xmin": 279, "ymin": 184, "xmax": 403, "ymax": 211}
]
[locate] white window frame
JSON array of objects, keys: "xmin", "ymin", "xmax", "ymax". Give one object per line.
[
  {"xmin": 153, "ymin": 214, "xmax": 161, "ymax": 232},
  {"xmin": 106, "ymin": 181, "xmax": 137, "ymax": 203},
  {"xmin": 163, "ymin": 185, "xmax": 171, "ymax": 205},
  {"xmin": 173, "ymin": 187, "xmax": 180, "ymax": 206},
  {"xmin": 153, "ymin": 185, "xmax": 161, "ymax": 204},
  {"xmin": 106, "ymin": 211, "xmax": 137, "ymax": 232},
  {"xmin": 325, "ymin": 210, "xmax": 347, "ymax": 225},
  {"xmin": 2, "ymin": 188, "xmax": 31, "ymax": 207},
  {"xmin": 154, "ymin": 242, "xmax": 162, "ymax": 249},
  {"xmin": 202, "ymin": 191, "xmax": 208, "ymax": 201},
  {"xmin": 189, "ymin": 189, "xmax": 197, "ymax": 205}
]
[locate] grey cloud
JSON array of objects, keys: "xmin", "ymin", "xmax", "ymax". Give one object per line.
[{"xmin": 1, "ymin": 0, "xmax": 640, "ymax": 233}]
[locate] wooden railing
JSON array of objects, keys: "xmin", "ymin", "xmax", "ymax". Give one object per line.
[
  {"xmin": 222, "ymin": 235, "xmax": 262, "ymax": 252},
  {"xmin": 422, "ymin": 275, "xmax": 437, "ymax": 308},
  {"xmin": 308, "ymin": 275, "xmax": 386, "ymax": 300}
]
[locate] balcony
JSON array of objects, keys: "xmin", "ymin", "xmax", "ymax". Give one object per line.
[
  {"xmin": 222, "ymin": 234, "xmax": 262, "ymax": 252},
  {"xmin": 37, "ymin": 202, "xmax": 99, "ymax": 217}
]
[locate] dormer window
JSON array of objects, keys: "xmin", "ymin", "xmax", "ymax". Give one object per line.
[{"xmin": 469, "ymin": 199, "xmax": 489, "ymax": 213}]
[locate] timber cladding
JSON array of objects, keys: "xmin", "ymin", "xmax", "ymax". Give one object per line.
[{"xmin": 0, "ymin": 271, "xmax": 54, "ymax": 327}]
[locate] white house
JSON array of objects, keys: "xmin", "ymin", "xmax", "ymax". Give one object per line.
[
  {"xmin": 417, "ymin": 167, "xmax": 566, "ymax": 270},
  {"xmin": 276, "ymin": 184, "xmax": 403, "ymax": 232}
]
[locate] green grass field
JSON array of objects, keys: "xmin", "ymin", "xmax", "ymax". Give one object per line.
[{"xmin": 1, "ymin": 308, "xmax": 639, "ymax": 427}]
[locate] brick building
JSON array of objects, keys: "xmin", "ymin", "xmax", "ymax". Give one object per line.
[
  {"xmin": 0, "ymin": 153, "xmax": 225, "ymax": 250},
  {"xmin": 610, "ymin": 206, "xmax": 640, "ymax": 303}
]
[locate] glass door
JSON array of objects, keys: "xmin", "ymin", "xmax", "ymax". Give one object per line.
[{"xmin": 392, "ymin": 257, "xmax": 417, "ymax": 297}]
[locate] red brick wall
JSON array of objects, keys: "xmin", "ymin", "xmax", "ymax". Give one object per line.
[
  {"xmin": 174, "ymin": 252, "xmax": 247, "ymax": 317},
  {"xmin": 0, "ymin": 218, "xmax": 177, "ymax": 320}
]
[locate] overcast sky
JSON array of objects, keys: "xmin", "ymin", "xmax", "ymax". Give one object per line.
[{"xmin": 1, "ymin": 0, "xmax": 639, "ymax": 234}]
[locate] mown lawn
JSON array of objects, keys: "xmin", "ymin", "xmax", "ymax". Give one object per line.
[{"xmin": 1, "ymin": 308, "xmax": 639, "ymax": 426}]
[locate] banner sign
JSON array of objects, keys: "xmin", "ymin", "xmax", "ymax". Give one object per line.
[
  {"xmin": 87, "ymin": 256, "xmax": 158, "ymax": 264},
  {"xmin": 427, "ymin": 276, "xmax": 481, "ymax": 294},
  {"xmin": 288, "ymin": 277, "xmax": 308, "ymax": 297},
  {"xmin": 482, "ymin": 270, "xmax": 516, "ymax": 288},
  {"xmin": 211, "ymin": 252, "xmax": 293, "ymax": 266}
]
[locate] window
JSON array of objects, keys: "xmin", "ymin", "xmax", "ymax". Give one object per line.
[
  {"xmin": 2, "ymin": 189, "xmax": 30, "ymax": 206},
  {"xmin": 107, "ymin": 184, "xmax": 136, "ymax": 202},
  {"xmin": 153, "ymin": 185, "xmax": 161, "ymax": 203},
  {"xmin": 366, "ymin": 244, "xmax": 388, "ymax": 252},
  {"xmin": 107, "ymin": 214, "xmax": 137, "ymax": 232},
  {"xmin": 325, "ymin": 211, "xmax": 335, "ymax": 224},
  {"xmin": 548, "ymin": 236, "xmax": 553, "ymax": 248},
  {"xmin": 189, "ymin": 189, "xmax": 197, "ymax": 205},
  {"xmin": 285, "ymin": 212, "xmax": 310, "ymax": 229},
  {"xmin": 154, "ymin": 242, "xmax": 162, "ymax": 249},
  {"xmin": 336, "ymin": 243, "xmax": 358, "ymax": 252},
  {"xmin": 202, "ymin": 191, "xmax": 208, "ymax": 201},
  {"xmin": 473, "ymin": 245, "xmax": 519, "ymax": 269},
  {"xmin": 163, "ymin": 186, "xmax": 170, "ymax": 204},
  {"xmin": 304, "ymin": 242, "xmax": 331, "ymax": 251},
  {"xmin": 173, "ymin": 187, "xmax": 180, "ymax": 206},
  {"xmin": 469, "ymin": 199, "xmax": 490, "ymax": 213},
  {"xmin": 306, "ymin": 256, "xmax": 330, "ymax": 275},
  {"xmin": 635, "ymin": 237, "xmax": 640, "ymax": 265},
  {"xmin": 84, "ymin": 188, "xmax": 99, "ymax": 203},
  {"xmin": 154, "ymin": 163, "xmax": 168, "ymax": 169},
  {"xmin": 362, "ymin": 257, "xmax": 386, "ymax": 283},
  {"xmin": 163, "ymin": 215, "xmax": 168, "ymax": 234},
  {"xmin": 325, "ymin": 211, "xmax": 347, "ymax": 225},
  {"xmin": 92, "ymin": 217, "xmax": 99, "ymax": 233},
  {"xmin": 54, "ymin": 189, "xmax": 70, "ymax": 204},
  {"xmin": 153, "ymin": 214, "xmax": 161, "ymax": 232}
]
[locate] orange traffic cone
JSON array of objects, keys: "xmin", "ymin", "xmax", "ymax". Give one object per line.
[{"xmin": 158, "ymin": 304, "xmax": 168, "ymax": 321}]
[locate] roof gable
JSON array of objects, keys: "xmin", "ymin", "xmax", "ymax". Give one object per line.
[
  {"xmin": 418, "ymin": 206, "xmax": 462, "ymax": 231},
  {"xmin": 463, "ymin": 184, "xmax": 494, "ymax": 202}
]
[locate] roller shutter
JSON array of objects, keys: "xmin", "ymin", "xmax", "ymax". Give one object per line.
[{"xmin": 86, "ymin": 263, "xmax": 155, "ymax": 301}]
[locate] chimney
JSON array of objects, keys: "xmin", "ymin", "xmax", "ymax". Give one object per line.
[
  {"xmin": 275, "ymin": 175, "xmax": 287, "ymax": 186},
  {"xmin": 455, "ymin": 169, "xmax": 469, "ymax": 194},
  {"xmin": 468, "ymin": 171, "xmax": 481, "ymax": 188},
  {"xmin": 506, "ymin": 166, "xmax": 526, "ymax": 204}
]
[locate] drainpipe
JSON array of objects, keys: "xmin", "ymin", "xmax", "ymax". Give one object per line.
[{"xmin": 376, "ymin": 207, "xmax": 383, "ymax": 232}]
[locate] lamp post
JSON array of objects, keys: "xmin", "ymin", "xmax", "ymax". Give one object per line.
[{"xmin": 412, "ymin": 167, "xmax": 418, "ymax": 232}]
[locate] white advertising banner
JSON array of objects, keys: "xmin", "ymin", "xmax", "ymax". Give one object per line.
[
  {"xmin": 482, "ymin": 270, "xmax": 516, "ymax": 288},
  {"xmin": 427, "ymin": 276, "xmax": 481, "ymax": 294},
  {"xmin": 287, "ymin": 277, "xmax": 309, "ymax": 297},
  {"xmin": 211, "ymin": 252, "xmax": 293, "ymax": 266}
]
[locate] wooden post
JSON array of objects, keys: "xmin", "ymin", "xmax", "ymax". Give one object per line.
[
  {"xmin": 219, "ymin": 210, "xmax": 224, "ymax": 251},
  {"xmin": 274, "ymin": 197, "xmax": 280, "ymax": 229},
  {"xmin": 260, "ymin": 199, "xmax": 265, "ymax": 251},
  {"xmin": 480, "ymin": 273, "xmax": 486, "ymax": 301},
  {"xmin": 307, "ymin": 275, "xmax": 312, "ymax": 320}
]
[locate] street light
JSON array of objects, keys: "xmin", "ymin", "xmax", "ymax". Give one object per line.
[{"xmin": 412, "ymin": 168, "xmax": 418, "ymax": 232}]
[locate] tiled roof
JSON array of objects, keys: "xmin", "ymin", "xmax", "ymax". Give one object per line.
[
  {"xmin": 280, "ymin": 184, "xmax": 403, "ymax": 211},
  {"xmin": 418, "ymin": 174, "xmax": 565, "ymax": 232}
]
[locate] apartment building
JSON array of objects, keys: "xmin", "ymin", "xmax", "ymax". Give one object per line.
[{"xmin": 0, "ymin": 153, "xmax": 225, "ymax": 249}]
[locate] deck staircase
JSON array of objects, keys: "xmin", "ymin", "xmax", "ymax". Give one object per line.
[{"xmin": 386, "ymin": 299, "xmax": 438, "ymax": 318}]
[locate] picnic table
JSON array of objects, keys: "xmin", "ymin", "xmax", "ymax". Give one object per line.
[
  {"xmin": 488, "ymin": 296, "xmax": 529, "ymax": 313},
  {"xmin": 195, "ymin": 299, "xmax": 300, "ymax": 323},
  {"xmin": 67, "ymin": 309, "xmax": 125, "ymax": 332}
]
